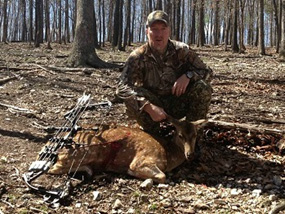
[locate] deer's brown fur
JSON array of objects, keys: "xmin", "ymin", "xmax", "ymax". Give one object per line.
[{"xmin": 43, "ymin": 118, "xmax": 205, "ymax": 183}]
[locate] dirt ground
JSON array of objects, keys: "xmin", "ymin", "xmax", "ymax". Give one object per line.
[{"xmin": 0, "ymin": 42, "xmax": 284, "ymax": 214}]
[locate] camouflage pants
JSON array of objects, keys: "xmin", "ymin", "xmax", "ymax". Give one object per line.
[{"xmin": 125, "ymin": 80, "xmax": 212, "ymax": 134}]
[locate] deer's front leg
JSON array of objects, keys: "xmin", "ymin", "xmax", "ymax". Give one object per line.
[{"xmin": 128, "ymin": 161, "xmax": 166, "ymax": 183}]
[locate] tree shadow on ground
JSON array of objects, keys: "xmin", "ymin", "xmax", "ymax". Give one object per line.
[{"xmin": 0, "ymin": 128, "xmax": 48, "ymax": 143}]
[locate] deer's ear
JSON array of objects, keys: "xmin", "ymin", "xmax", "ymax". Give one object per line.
[
  {"xmin": 192, "ymin": 119, "xmax": 207, "ymax": 128},
  {"xmin": 178, "ymin": 116, "xmax": 186, "ymax": 122}
]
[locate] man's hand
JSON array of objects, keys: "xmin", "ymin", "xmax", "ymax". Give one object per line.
[
  {"xmin": 172, "ymin": 74, "xmax": 190, "ymax": 96},
  {"xmin": 142, "ymin": 103, "xmax": 167, "ymax": 122}
]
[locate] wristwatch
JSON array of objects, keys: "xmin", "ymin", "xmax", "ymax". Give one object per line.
[{"xmin": 186, "ymin": 71, "xmax": 194, "ymax": 79}]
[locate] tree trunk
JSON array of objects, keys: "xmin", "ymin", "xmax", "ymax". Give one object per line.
[
  {"xmin": 224, "ymin": 0, "xmax": 231, "ymax": 51},
  {"xmin": 272, "ymin": 0, "xmax": 280, "ymax": 52},
  {"xmin": 258, "ymin": 0, "xmax": 265, "ymax": 55},
  {"xmin": 72, "ymin": 0, "xmax": 77, "ymax": 39},
  {"xmin": 98, "ymin": 0, "xmax": 102, "ymax": 46},
  {"xmin": 13, "ymin": 3, "xmax": 20, "ymax": 41},
  {"xmin": 156, "ymin": 0, "xmax": 163, "ymax": 10},
  {"xmin": 2, "ymin": 0, "xmax": 8, "ymax": 43},
  {"xmin": 116, "ymin": 0, "xmax": 124, "ymax": 50},
  {"xmin": 174, "ymin": 0, "xmax": 181, "ymax": 41},
  {"xmin": 189, "ymin": 0, "xmax": 197, "ymax": 45},
  {"xmin": 112, "ymin": 0, "xmax": 120, "ymax": 47},
  {"xmin": 29, "ymin": 0, "xmax": 33, "ymax": 43},
  {"xmin": 148, "ymin": 0, "xmax": 153, "ymax": 13},
  {"xmin": 239, "ymin": 0, "xmax": 246, "ymax": 52},
  {"xmin": 130, "ymin": 0, "xmax": 136, "ymax": 44},
  {"xmin": 107, "ymin": 0, "xmax": 114, "ymax": 42},
  {"xmin": 181, "ymin": 0, "xmax": 185, "ymax": 41},
  {"xmin": 123, "ymin": 0, "xmax": 131, "ymax": 49},
  {"xmin": 21, "ymin": 0, "xmax": 27, "ymax": 41},
  {"xmin": 198, "ymin": 0, "xmax": 205, "ymax": 47},
  {"xmin": 67, "ymin": 0, "xmax": 116, "ymax": 68},
  {"xmin": 58, "ymin": 0, "xmax": 62, "ymax": 44},
  {"xmin": 102, "ymin": 0, "xmax": 106, "ymax": 47},
  {"xmin": 280, "ymin": 0, "xmax": 285, "ymax": 52},
  {"xmin": 254, "ymin": 1, "xmax": 259, "ymax": 47},
  {"xmin": 64, "ymin": 0, "xmax": 70, "ymax": 43},
  {"xmin": 45, "ymin": 0, "xmax": 50, "ymax": 42},
  {"xmin": 35, "ymin": 0, "xmax": 44, "ymax": 47},
  {"xmin": 213, "ymin": 0, "xmax": 220, "ymax": 46},
  {"xmin": 93, "ymin": 3, "xmax": 99, "ymax": 48},
  {"xmin": 270, "ymin": 7, "xmax": 274, "ymax": 47},
  {"xmin": 279, "ymin": 0, "xmax": 282, "ymax": 48},
  {"xmin": 232, "ymin": 0, "xmax": 239, "ymax": 53},
  {"xmin": 247, "ymin": 0, "xmax": 254, "ymax": 46}
]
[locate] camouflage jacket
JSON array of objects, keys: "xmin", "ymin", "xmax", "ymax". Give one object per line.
[{"xmin": 116, "ymin": 40, "xmax": 213, "ymax": 108}]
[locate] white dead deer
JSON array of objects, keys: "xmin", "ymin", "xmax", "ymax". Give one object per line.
[{"xmin": 43, "ymin": 116, "xmax": 206, "ymax": 183}]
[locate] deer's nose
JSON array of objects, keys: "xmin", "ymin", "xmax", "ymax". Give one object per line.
[{"xmin": 186, "ymin": 152, "xmax": 195, "ymax": 161}]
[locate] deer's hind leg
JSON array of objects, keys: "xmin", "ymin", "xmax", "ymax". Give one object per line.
[{"xmin": 127, "ymin": 163, "xmax": 166, "ymax": 183}]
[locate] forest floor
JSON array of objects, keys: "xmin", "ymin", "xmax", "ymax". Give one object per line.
[{"xmin": 0, "ymin": 42, "xmax": 284, "ymax": 214}]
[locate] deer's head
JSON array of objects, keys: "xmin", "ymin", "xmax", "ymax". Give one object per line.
[{"xmin": 167, "ymin": 115, "xmax": 207, "ymax": 160}]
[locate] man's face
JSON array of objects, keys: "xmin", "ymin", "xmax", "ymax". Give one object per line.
[{"xmin": 146, "ymin": 21, "xmax": 170, "ymax": 54}]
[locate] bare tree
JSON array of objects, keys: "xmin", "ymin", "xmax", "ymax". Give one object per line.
[
  {"xmin": 254, "ymin": 1, "xmax": 259, "ymax": 47},
  {"xmin": 239, "ymin": 0, "xmax": 246, "ymax": 52},
  {"xmin": 64, "ymin": 0, "xmax": 70, "ymax": 43},
  {"xmin": 224, "ymin": 0, "xmax": 231, "ymax": 51},
  {"xmin": 247, "ymin": 0, "xmax": 255, "ymax": 46},
  {"xmin": 156, "ymin": 0, "xmax": 163, "ymax": 10},
  {"xmin": 72, "ymin": 0, "xmax": 77, "ymax": 39},
  {"xmin": 272, "ymin": 0, "xmax": 280, "ymax": 52},
  {"xmin": 281, "ymin": 0, "xmax": 285, "ymax": 53},
  {"xmin": 45, "ymin": 0, "xmax": 50, "ymax": 42},
  {"xmin": 232, "ymin": 0, "xmax": 239, "ymax": 53},
  {"xmin": 2, "ymin": 0, "xmax": 8, "ymax": 42},
  {"xmin": 181, "ymin": 0, "xmax": 185, "ymax": 41},
  {"xmin": 93, "ymin": 5, "xmax": 99, "ymax": 48},
  {"xmin": 112, "ymin": 0, "xmax": 123, "ymax": 50},
  {"xmin": 58, "ymin": 0, "xmax": 62, "ymax": 44},
  {"xmin": 175, "ymin": 0, "xmax": 181, "ymax": 41},
  {"xmin": 123, "ymin": 0, "xmax": 131, "ymax": 49},
  {"xmin": 21, "ymin": 0, "xmax": 28, "ymax": 41},
  {"xmin": 29, "ymin": 0, "xmax": 33, "ymax": 43},
  {"xmin": 35, "ymin": 0, "xmax": 44, "ymax": 47},
  {"xmin": 198, "ymin": 0, "xmax": 205, "ymax": 47},
  {"xmin": 258, "ymin": 0, "xmax": 265, "ymax": 55},
  {"xmin": 148, "ymin": 0, "xmax": 153, "ymax": 13},
  {"xmin": 107, "ymin": 0, "xmax": 115, "ymax": 42},
  {"xmin": 213, "ymin": 0, "xmax": 220, "ymax": 46},
  {"xmin": 102, "ymin": 0, "xmax": 106, "ymax": 47},
  {"xmin": 130, "ymin": 0, "xmax": 136, "ymax": 44},
  {"xmin": 68, "ymin": 0, "xmax": 115, "ymax": 68},
  {"xmin": 189, "ymin": 0, "xmax": 197, "ymax": 45}
]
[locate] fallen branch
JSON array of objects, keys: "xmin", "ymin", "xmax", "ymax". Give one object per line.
[
  {"xmin": 0, "ymin": 66, "xmax": 31, "ymax": 71},
  {"xmin": 0, "ymin": 199, "xmax": 14, "ymax": 208},
  {"xmin": 33, "ymin": 64, "xmax": 56, "ymax": 74},
  {"xmin": 206, "ymin": 119, "xmax": 285, "ymax": 135},
  {"xmin": 0, "ymin": 76, "xmax": 17, "ymax": 85},
  {"xmin": 250, "ymin": 117, "xmax": 285, "ymax": 125},
  {"xmin": 33, "ymin": 64, "xmax": 97, "ymax": 73},
  {"xmin": 0, "ymin": 102, "xmax": 35, "ymax": 115},
  {"xmin": 212, "ymin": 114, "xmax": 285, "ymax": 125}
]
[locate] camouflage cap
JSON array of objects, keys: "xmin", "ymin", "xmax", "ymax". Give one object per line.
[{"xmin": 146, "ymin": 10, "xmax": 169, "ymax": 27}]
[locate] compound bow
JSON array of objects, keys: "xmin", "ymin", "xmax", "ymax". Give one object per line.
[{"xmin": 22, "ymin": 93, "xmax": 111, "ymax": 200}]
